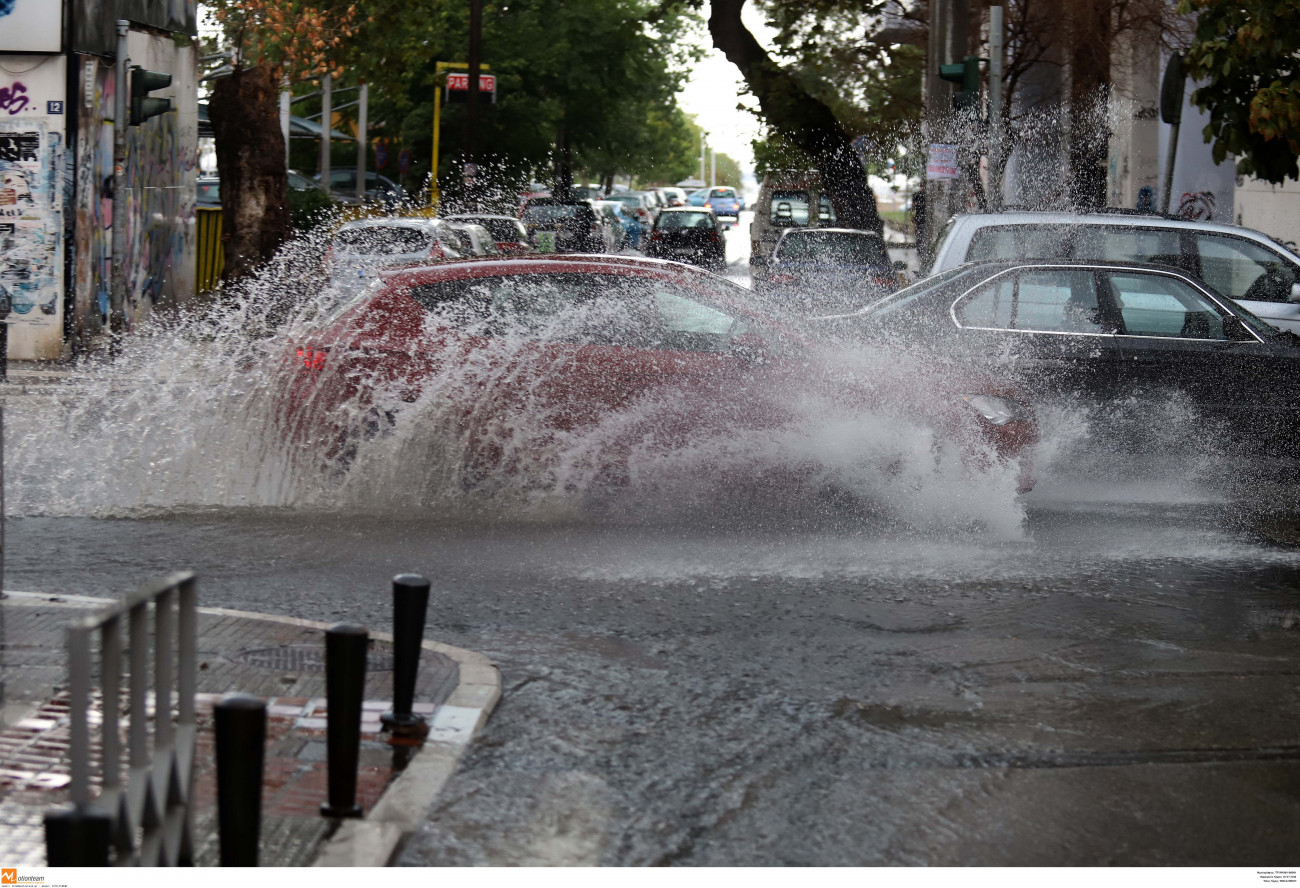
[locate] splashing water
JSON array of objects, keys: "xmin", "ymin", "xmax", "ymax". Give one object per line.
[{"xmin": 4, "ymin": 229, "xmax": 1031, "ymax": 535}]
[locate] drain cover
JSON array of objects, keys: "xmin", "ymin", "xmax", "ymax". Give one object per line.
[{"xmin": 235, "ymin": 644, "xmax": 393, "ymax": 673}]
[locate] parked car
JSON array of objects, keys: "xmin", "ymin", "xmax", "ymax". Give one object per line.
[
  {"xmin": 751, "ymin": 171, "xmax": 836, "ymax": 281},
  {"xmin": 601, "ymin": 192, "xmax": 656, "ymax": 231},
  {"xmin": 686, "ymin": 188, "xmax": 710, "ymax": 207},
  {"xmin": 445, "ymin": 214, "xmax": 532, "ymax": 253},
  {"xmin": 927, "ymin": 210, "xmax": 1300, "ymax": 334},
  {"xmin": 315, "ymin": 168, "xmax": 406, "ymax": 206},
  {"xmin": 279, "ymin": 254, "xmax": 1040, "ymax": 492},
  {"xmin": 445, "ymin": 222, "xmax": 501, "ymax": 256},
  {"xmin": 324, "ymin": 217, "xmax": 464, "ymax": 282},
  {"xmin": 195, "ymin": 169, "xmax": 327, "ymax": 208},
  {"xmin": 704, "ymin": 186, "xmax": 743, "ymax": 218},
  {"xmin": 763, "ymin": 228, "xmax": 901, "ymax": 312},
  {"xmin": 595, "ymin": 200, "xmax": 643, "ymax": 250},
  {"xmin": 591, "ymin": 201, "xmax": 631, "ymax": 252},
  {"xmin": 519, "ymin": 199, "xmax": 604, "ymax": 253},
  {"xmin": 813, "ymin": 259, "xmax": 1300, "ymax": 455},
  {"xmin": 644, "ymin": 207, "xmax": 726, "ymax": 269},
  {"xmin": 660, "ymin": 187, "xmax": 688, "ymax": 207}
]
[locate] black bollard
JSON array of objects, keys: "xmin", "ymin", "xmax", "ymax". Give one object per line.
[
  {"xmin": 44, "ymin": 806, "xmax": 111, "ymax": 865},
  {"xmin": 381, "ymin": 573, "xmax": 431, "ymax": 733},
  {"xmin": 214, "ymin": 694, "xmax": 266, "ymax": 866},
  {"xmin": 321, "ymin": 623, "xmax": 367, "ymax": 819}
]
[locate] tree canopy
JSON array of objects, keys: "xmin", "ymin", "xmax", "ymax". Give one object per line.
[{"xmin": 1180, "ymin": 0, "xmax": 1300, "ymax": 184}]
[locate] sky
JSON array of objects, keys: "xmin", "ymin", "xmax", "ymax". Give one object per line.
[{"xmin": 675, "ymin": 5, "xmax": 774, "ymax": 190}]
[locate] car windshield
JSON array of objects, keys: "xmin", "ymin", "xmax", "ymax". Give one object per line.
[
  {"xmin": 524, "ymin": 204, "xmax": 590, "ymax": 222},
  {"xmin": 769, "ymin": 191, "xmax": 835, "ymax": 226},
  {"xmin": 334, "ymin": 226, "xmax": 431, "ymax": 255},
  {"xmin": 777, "ymin": 232, "xmax": 889, "ymax": 265},
  {"xmin": 658, "ymin": 212, "xmax": 714, "ymax": 230}
]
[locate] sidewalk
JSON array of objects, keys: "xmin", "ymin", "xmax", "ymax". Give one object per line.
[{"xmin": 0, "ymin": 590, "xmax": 500, "ymax": 866}]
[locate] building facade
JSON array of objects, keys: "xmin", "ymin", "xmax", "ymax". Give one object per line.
[{"xmin": 0, "ymin": 0, "xmax": 197, "ymax": 360}]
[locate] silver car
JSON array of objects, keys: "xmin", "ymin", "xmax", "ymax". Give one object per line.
[{"xmin": 325, "ymin": 217, "xmax": 465, "ymax": 282}]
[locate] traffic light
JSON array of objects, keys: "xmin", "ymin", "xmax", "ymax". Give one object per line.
[
  {"xmin": 130, "ymin": 66, "xmax": 172, "ymax": 125},
  {"xmin": 939, "ymin": 55, "xmax": 981, "ymax": 113}
]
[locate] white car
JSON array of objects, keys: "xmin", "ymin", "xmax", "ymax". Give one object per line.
[
  {"xmin": 927, "ymin": 210, "xmax": 1300, "ymax": 333},
  {"xmin": 325, "ymin": 217, "xmax": 465, "ymax": 282},
  {"xmin": 445, "ymin": 221, "xmax": 502, "ymax": 256}
]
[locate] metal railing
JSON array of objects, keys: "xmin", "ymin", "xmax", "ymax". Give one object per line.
[{"xmin": 44, "ymin": 572, "xmax": 198, "ymax": 866}]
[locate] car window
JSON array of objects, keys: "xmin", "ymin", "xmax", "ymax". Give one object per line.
[
  {"xmin": 1106, "ymin": 272, "xmax": 1231, "ymax": 340},
  {"xmin": 966, "ymin": 225, "xmax": 1072, "ymax": 263},
  {"xmin": 658, "ymin": 212, "xmax": 714, "ymax": 230},
  {"xmin": 335, "ymin": 227, "xmax": 431, "ymax": 254},
  {"xmin": 958, "ymin": 269, "xmax": 1109, "ymax": 334},
  {"xmin": 818, "ymin": 197, "xmax": 836, "ymax": 224},
  {"xmin": 1075, "ymin": 227, "xmax": 1183, "ymax": 267},
  {"xmin": 771, "ymin": 191, "xmax": 812, "ymax": 226},
  {"xmin": 777, "ymin": 232, "xmax": 888, "ymax": 265},
  {"xmin": 1196, "ymin": 234, "xmax": 1298, "ymax": 303}
]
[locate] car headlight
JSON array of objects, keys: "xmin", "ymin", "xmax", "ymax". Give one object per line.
[{"xmin": 961, "ymin": 394, "xmax": 1031, "ymax": 426}]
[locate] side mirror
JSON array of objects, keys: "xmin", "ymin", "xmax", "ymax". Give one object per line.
[{"xmin": 1288, "ymin": 282, "xmax": 1300, "ymax": 304}]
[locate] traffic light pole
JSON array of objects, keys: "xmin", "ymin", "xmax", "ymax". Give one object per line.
[{"xmin": 110, "ymin": 20, "xmax": 129, "ymax": 338}]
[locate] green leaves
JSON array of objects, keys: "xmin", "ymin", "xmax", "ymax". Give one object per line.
[{"xmin": 1184, "ymin": 0, "xmax": 1300, "ymax": 183}]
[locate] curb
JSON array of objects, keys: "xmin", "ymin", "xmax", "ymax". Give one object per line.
[{"xmin": 2, "ymin": 591, "xmax": 501, "ymax": 867}]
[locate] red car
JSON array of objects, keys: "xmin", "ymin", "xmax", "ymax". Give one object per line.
[{"xmin": 279, "ymin": 255, "xmax": 1038, "ymax": 496}]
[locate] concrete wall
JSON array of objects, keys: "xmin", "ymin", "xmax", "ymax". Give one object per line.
[{"xmin": 1235, "ymin": 177, "xmax": 1300, "ymax": 249}]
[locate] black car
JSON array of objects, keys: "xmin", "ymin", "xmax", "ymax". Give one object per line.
[
  {"xmin": 519, "ymin": 199, "xmax": 603, "ymax": 253},
  {"xmin": 644, "ymin": 207, "xmax": 726, "ymax": 269},
  {"xmin": 814, "ymin": 260, "xmax": 1300, "ymax": 453}
]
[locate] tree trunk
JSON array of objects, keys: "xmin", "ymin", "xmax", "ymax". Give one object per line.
[
  {"xmin": 708, "ymin": 0, "xmax": 881, "ymax": 232},
  {"xmin": 1067, "ymin": 2, "xmax": 1111, "ymax": 209},
  {"xmin": 209, "ymin": 63, "xmax": 292, "ymax": 283}
]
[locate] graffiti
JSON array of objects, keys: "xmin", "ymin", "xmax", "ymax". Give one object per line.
[
  {"xmin": 0, "ymin": 126, "xmax": 61, "ymax": 321},
  {"xmin": 0, "ymin": 82, "xmax": 29, "ymax": 115},
  {"xmin": 0, "ymin": 0, "xmax": 13, "ymax": 16},
  {"xmin": 1178, "ymin": 190, "xmax": 1217, "ymax": 221}
]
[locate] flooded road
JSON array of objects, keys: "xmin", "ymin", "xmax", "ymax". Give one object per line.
[{"xmin": 7, "ymin": 491, "xmax": 1300, "ymax": 865}]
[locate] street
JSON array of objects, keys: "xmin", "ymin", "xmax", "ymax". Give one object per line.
[{"xmin": 4, "ymin": 211, "xmax": 1300, "ymax": 862}]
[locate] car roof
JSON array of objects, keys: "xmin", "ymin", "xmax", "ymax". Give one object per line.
[
  {"xmin": 335, "ymin": 216, "xmax": 438, "ymax": 232},
  {"xmin": 445, "ymin": 213, "xmax": 520, "ymax": 222},
  {"xmin": 659, "ymin": 206, "xmax": 713, "ymax": 213},
  {"xmin": 951, "ymin": 209, "xmax": 1274, "ymax": 241},
  {"xmin": 378, "ymin": 252, "xmax": 732, "ymax": 286},
  {"xmin": 780, "ymin": 227, "xmax": 881, "ymax": 238}
]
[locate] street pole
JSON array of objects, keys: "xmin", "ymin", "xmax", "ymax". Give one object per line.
[
  {"xmin": 319, "ymin": 73, "xmax": 332, "ymax": 195},
  {"xmin": 279, "ymin": 82, "xmax": 291, "ymax": 169},
  {"xmin": 110, "ymin": 20, "xmax": 128, "ymax": 337},
  {"xmin": 431, "ymin": 64, "xmax": 443, "ymax": 206},
  {"xmin": 710, "ymin": 148, "xmax": 716, "ymax": 189},
  {"xmin": 923, "ymin": 0, "xmax": 969, "ymax": 253},
  {"xmin": 988, "ymin": 6, "xmax": 1004, "ymax": 210},
  {"xmin": 356, "ymin": 83, "xmax": 368, "ymax": 204},
  {"xmin": 700, "ymin": 133, "xmax": 706, "ymax": 184},
  {"xmin": 467, "ymin": 0, "xmax": 481, "ymax": 169}
]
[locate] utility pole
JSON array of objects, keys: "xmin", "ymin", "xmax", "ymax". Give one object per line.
[
  {"xmin": 988, "ymin": 5, "xmax": 1004, "ymax": 209},
  {"xmin": 319, "ymin": 73, "xmax": 332, "ymax": 194},
  {"xmin": 467, "ymin": 0, "xmax": 482, "ymax": 169},
  {"xmin": 710, "ymin": 148, "xmax": 716, "ymax": 189},
  {"xmin": 110, "ymin": 20, "xmax": 129, "ymax": 336},
  {"xmin": 700, "ymin": 132, "xmax": 707, "ymax": 184},
  {"xmin": 923, "ymin": 0, "xmax": 970, "ymax": 252},
  {"xmin": 356, "ymin": 83, "xmax": 368, "ymax": 204}
]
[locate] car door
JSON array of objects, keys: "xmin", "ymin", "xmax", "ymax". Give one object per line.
[
  {"xmin": 950, "ymin": 266, "xmax": 1124, "ymax": 400},
  {"xmin": 1192, "ymin": 232, "xmax": 1300, "ymax": 333},
  {"xmin": 1104, "ymin": 267, "xmax": 1296, "ymax": 430}
]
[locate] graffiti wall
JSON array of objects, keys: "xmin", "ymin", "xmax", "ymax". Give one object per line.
[
  {"xmin": 71, "ymin": 32, "xmax": 197, "ymax": 338},
  {"xmin": 0, "ymin": 55, "xmax": 67, "ymax": 360}
]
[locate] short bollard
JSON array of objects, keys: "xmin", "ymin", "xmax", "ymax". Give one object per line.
[
  {"xmin": 215, "ymin": 694, "xmax": 267, "ymax": 866},
  {"xmin": 321, "ymin": 623, "xmax": 368, "ymax": 819},
  {"xmin": 381, "ymin": 573, "xmax": 431, "ymax": 736},
  {"xmin": 44, "ymin": 806, "xmax": 111, "ymax": 865}
]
